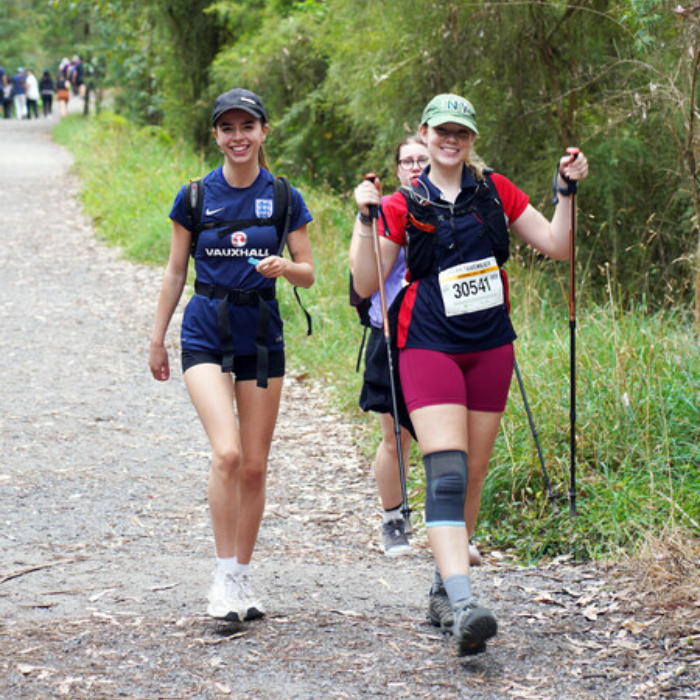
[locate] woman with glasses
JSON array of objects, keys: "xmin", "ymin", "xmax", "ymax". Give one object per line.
[
  {"xmin": 351, "ymin": 93, "xmax": 588, "ymax": 655},
  {"xmin": 350, "ymin": 135, "xmax": 427, "ymax": 558}
]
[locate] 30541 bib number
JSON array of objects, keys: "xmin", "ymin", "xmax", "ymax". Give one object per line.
[{"xmin": 439, "ymin": 257, "xmax": 504, "ymax": 317}]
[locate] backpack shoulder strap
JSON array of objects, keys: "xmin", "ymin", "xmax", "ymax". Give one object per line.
[
  {"xmin": 474, "ymin": 169, "xmax": 510, "ymax": 267},
  {"xmin": 274, "ymin": 176, "xmax": 293, "ymax": 255},
  {"xmin": 272, "ymin": 176, "xmax": 312, "ymax": 336},
  {"xmin": 184, "ymin": 178, "xmax": 204, "ymax": 257}
]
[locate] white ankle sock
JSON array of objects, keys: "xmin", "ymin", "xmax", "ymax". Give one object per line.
[
  {"xmin": 231, "ymin": 561, "xmax": 250, "ymax": 576},
  {"xmin": 216, "ymin": 556, "xmax": 238, "ymax": 575},
  {"xmin": 382, "ymin": 507, "xmax": 403, "ymax": 524}
]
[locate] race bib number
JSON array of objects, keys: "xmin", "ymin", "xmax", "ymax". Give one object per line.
[{"xmin": 439, "ymin": 257, "xmax": 503, "ymax": 317}]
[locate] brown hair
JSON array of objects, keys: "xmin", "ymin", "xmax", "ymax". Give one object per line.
[{"xmin": 259, "ymin": 143, "xmax": 269, "ymax": 171}]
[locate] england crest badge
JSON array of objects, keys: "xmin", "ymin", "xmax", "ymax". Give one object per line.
[{"xmin": 255, "ymin": 198, "xmax": 274, "ymax": 218}]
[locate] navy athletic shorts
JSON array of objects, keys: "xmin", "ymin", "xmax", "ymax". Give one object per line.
[{"xmin": 181, "ymin": 348, "xmax": 285, "ymax": 381}]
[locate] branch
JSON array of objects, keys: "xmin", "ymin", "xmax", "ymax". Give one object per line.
[{"xmin": 0, "ymin": 557, "xmax": 87, "ymax": 585}]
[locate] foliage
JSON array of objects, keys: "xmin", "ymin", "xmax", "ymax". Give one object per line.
[
  {"xmin": 4, "ymin": 0, "xmax": 698, "ymax": 309},
  {"xmin": 52, "ymin": 114, "xmax": 194, "ymax": 263}
]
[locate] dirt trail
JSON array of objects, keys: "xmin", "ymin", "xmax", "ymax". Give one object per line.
[{"xmin": 0, "ymin": 112, "xmax": 696, "ymax": 700}]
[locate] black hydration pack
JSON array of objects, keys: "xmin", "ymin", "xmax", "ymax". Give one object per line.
[
  {"xmin": 400, "ymin": 167, "xmax": 510, "ymax": 282},
  {"xmin": 183, "ymin": 175, "xmax": 312, "ymax": 387}
]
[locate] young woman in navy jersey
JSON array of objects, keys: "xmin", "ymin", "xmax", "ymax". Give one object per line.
[
  {"xmin": 149, "ymin": 89, "xmax": 314, "ymax": 622},
  {"xmin": 352, "ymin": 93, "xmax": 588, "ymax": 655}
]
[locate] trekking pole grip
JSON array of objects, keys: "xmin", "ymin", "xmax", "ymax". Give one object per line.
[
  {"xmin": 364, "ymin": 173, "xmax": 381, "ymax": 219},
  {"xmin": 562, "ymin": 147, "xmax": 581, "ymax": 195}
]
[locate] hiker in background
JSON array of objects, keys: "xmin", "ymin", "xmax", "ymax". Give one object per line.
[
  {"xmin": 352, "ymin": 93, "xmax": 588, "ymax": 656},
  {"xmin": 149, "ymin": 88, "xmax": 315, "ymax": 623},
  {"xmin": 25, "ymin": 69, "xmax": 39, "ymax": 119},
  {"xmin": 70, "ymin": 55, "xmax": 85, "ymax": 98},
  {"xmin": 349, "ymin": 135, "xmax": 427, "ymax": 558},
  {"xmin": 56, "ymin": 58, "xmax": 71, "ymax": 117},
  {"xmin": 40, "ymin": 70, "xmax": 55, "ymax": 117},
  {"xmin": 0, "ymin": 67, "xmax": 11, "ymax": 119},
  {"xmin": 11, "ymin": 68, "xmax": 26, "ymax": 120}
]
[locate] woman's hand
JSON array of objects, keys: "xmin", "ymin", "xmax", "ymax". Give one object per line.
[
  {"xmin": 253, "ymin": 255, "xmax": 289, "ymax": 279},
  {"xmin": 354, "ymin": 178, "xmax": 382, "ymax": 217},
  {"xmin": 558, "ymin": 149, "xmax": 589, "ymax": 186},
  {"xmin": 149, "ymin": 342, "xmax": 170, "ymax": 381}
]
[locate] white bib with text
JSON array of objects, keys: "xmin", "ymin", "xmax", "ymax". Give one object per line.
[{"xmin": 438, "ymin": 257, "xmax": 503, "ymax": 317}]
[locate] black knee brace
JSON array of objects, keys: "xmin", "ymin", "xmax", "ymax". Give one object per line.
[{"xmin": 424, "ymin": 450, "xmax": 468, "ymax": 527}]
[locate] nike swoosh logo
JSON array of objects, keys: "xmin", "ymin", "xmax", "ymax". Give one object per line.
[{"xmin": 205, "ymin": 207, "xmax": 224, "ymax": 216}]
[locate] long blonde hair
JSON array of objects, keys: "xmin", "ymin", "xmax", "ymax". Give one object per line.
[{"xmin": 466, "ymin": 150, "xmax": 488, "ymax": 181}]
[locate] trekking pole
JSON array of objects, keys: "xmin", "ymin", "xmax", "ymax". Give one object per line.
[
  {"xmin": 365, "ymin": 173, "xmax": 412, "ymax": 533},
  {"xmin": 565, "ymin": 147, "xmax": 580, "ymax": 518},
  {"xmin": 513, "ymin": 358, "xmax": 558, "ymax": 514}
]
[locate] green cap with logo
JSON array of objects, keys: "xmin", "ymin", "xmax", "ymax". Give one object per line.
[{"xmin": 421, "ymin": 94, "xmax": 478, "ymax": 135}]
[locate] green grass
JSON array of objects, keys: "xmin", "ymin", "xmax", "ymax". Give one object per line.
[{"xmin": 53, "ymin": 114, "xmax": 699, "ymax": 563}]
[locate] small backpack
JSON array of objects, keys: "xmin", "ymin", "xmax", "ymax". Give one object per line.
[{"xmin": 349, "ymin": 274, "xmax": 372, "ymax": 372}]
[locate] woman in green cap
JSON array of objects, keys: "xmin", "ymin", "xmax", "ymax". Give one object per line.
[{"xmin": 351, "ymin": 93, "xmax": 588, "ymax": 656}]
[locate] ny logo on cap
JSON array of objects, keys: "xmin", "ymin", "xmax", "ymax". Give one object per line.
[{"xmin": 446, "ymin": 98, "xmax": 471, "ymax": 114}]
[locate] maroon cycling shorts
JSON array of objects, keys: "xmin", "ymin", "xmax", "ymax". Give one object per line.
[{"xmin": 399, "ymin": 344, "xmax": 514, "ymax": 414}]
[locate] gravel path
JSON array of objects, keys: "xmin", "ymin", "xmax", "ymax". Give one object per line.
[{"xmin": 0, "ymin": 113, "xmax": 696, "ymax": 700}]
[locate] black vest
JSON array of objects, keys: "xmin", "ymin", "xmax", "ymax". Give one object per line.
[{"xmin": 399, "ymin": 169, "xmax": 510, "ymax": 282}]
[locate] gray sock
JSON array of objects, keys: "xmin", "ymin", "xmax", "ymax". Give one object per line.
[{"xmin": 444, "ymin": 574, "xmax": 472, "ymax": 607}]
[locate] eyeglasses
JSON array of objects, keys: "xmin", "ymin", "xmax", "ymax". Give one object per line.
[{"xmin": 398, "ymin": 157, "xmax": 429, "ymax": 171}]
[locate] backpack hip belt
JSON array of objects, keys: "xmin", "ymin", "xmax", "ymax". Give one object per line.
[{"xmin": 195, "ymin": 280, "xmax": 276, "ymax": 387}]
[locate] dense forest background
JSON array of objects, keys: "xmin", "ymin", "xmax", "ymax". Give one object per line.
[{"xmin": 1, "ymin": 0, "xmax": 698, "ymax": 313}]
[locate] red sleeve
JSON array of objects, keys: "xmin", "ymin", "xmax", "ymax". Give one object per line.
[
  {"xmin": 378, "ymin": 191, "xmax": 408, "ymax": 245},
  {"xmin": 490, "ymin": 172, "xmax": 529, "ymax": 225}
]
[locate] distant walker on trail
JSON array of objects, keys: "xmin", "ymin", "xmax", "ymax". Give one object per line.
[{"xmin": 352, "ymin": 93, "xmax": 588, "ymax": 655}]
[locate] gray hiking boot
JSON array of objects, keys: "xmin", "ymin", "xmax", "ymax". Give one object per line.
[
  {"xmin": 427, "ymin": 585, "xmax": 454, "ymax": 631},
  {"xmin": 452, "ymin": 597, "xmax": 497, "ymax": 656},
  {"xmin": 382, "ymin": 519, "xmax": 412, "ymax": 557}
]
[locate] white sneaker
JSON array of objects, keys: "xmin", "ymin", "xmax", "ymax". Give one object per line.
[
  {"xmin": 207, "ymin": 570, "xmax": 265, "ymax": 622},
  {"xmin": 237, "ymin": 571, "xmax": 265, "ymax": 620}
]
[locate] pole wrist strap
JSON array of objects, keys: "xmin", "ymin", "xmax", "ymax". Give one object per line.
[{"xmin": 551, "ymin": 163, "xmax": 578, "ymax": 204}]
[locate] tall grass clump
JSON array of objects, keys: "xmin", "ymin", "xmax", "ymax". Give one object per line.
[
  {"xmin": 480, "ymin": 269, "xmax": 699, "ymax": 561},
  {"xmin": 53, "ymin": 115, "xmax": 207, "ymax": 265},
  {"xmin": 53, "ymin": 113, "xmax": 699, "ymax": 563}
]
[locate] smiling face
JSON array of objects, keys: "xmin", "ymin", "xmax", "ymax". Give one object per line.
[
  {"xmin": 213, "ymin": 109, "xmax": 268, "ymax": 168},
  {"xmin": 420, "ymin": 121, "xmax": 475, "ymax": 171}
]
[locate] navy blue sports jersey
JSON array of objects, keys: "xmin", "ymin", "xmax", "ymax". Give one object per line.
[
  {"xmin": 380, "ymin": 166, "xmax": 529, "ymax": 353},
  {"xmin": 170, "ymin": 167, "xmax": 312, "ymax": 357}
]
